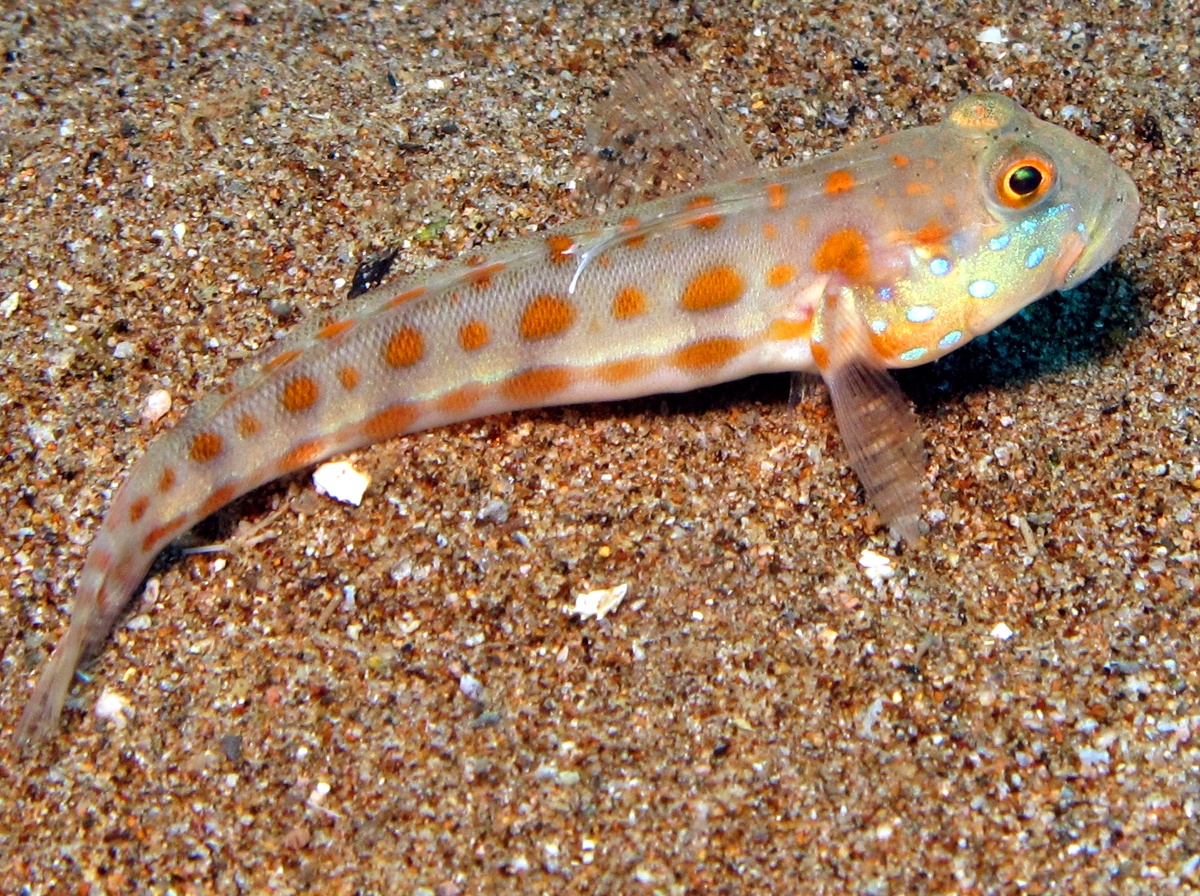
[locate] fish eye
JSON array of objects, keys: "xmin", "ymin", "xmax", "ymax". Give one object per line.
[{"xmin": 995, "ymin": 156, "xmax": 1054, "ymax": 209}]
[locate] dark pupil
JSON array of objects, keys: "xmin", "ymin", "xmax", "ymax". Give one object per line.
[{"xmin": 1009, "ymin": 165, "xmax": 1043, "ymax": 196}]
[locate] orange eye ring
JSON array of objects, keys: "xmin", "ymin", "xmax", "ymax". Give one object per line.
[{"xmin": 995, "ymin": 157, "xmax": 1055, "ymax": 209}]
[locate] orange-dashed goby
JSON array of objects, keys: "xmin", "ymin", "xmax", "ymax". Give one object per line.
[{"xmin": 16, "ymin": 93, "xmax": 1139, "ymax": 745}]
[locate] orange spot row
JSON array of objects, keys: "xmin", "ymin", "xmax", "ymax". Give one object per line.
[
  {"xmin": 466, "ymin": 261, "xmax": 506, "ymax": 289},
  {"xmin": 681, "ymin": 266, "xmax": 745, "ymax": 312},
  {"xmin": 812, "ymin": 228, "xmax": 870, "ymax": 281},
  {"xmin": 129, "ymin": 495, "xmax": 150, "ymax": 525},
  {"xmin": 546, "ymin": 234, "xmax": 575, "ymax": 264},
  {"xmin": 142, "ymin": 515, "xmax": 187, "ymax": 553},
  {"xmin": 612, "ymin": 286, "xmax": 647, "ymax": 320},
  {"xmin": 190, "ymin": 431, "xmax": 223, "ymax": 463},
  {"xmin": 684, "ymin": 195, "xmax": 722, "ymax": 231},
  {"xmin": 363, "ymin": 403, "xmax": 420, "ymax": 440},
  {"xmin": 383, "ymin": 287, "xmax": 426, "ymax": 311},
  {"xmin": 281, "ymin": 376, "xmax": 320, "ymax": 413},
  {"xmin": 238, "ymin": 413, "xmax": 261, "ymax": 438},
  {"xmin": 519, "ymin": 295, "xmax": 577, "ymax": 341},
  {"xmin": 384, "ymin": 326, "xmax": 425, "ymax": 368},
  {"xmin": 824, "ymin": 169, "xmax": 856, "ymax": 195},
  {"xmin": 459, "ymin": 319, "xmax": 491, "ymax": 352},
  {"xmin": 265, "ymin": 349, "xmax": 303, "ymax": 373},
  {"xmin": 317, "ymin": 318, "xmax": 355, "ymax": 340},
  {"xmin": 766, "ymin": 264, "xmax": 797, "ymax": 288}
]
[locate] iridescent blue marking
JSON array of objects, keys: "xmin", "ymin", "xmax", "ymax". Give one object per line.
[
  {"xmin": 1020, "ymin": 218, "xmax": 1039, "ymax": 235},
  {"xmin": 930, "ymin": 257, "xmax": 951, "ymax": 277},
  {"xmin": 968, "ymin": 279, "xmax": 997, "ymax": 299},
  {"xmin": 938, "ymin": 330, "xmax": 963, "ymax": 349},
  {"xmin": 878, "ymin": 286, "xmax": 893, "ymax": 302},
  {"xmin": 870, "ymin": 319, "xmax": 888, "ymax": 334},
  {"xmin": 1076, "ymin": 221, "xmax": 1087, "ymax": 233},
  {"xmin": 989, "ymin": 233, "xmax": 1011, "ymax": 251},
  {"xmin": 1025, "ymin": 246, "xmax": 1046, "ymax": 269},
  {"xmin": 906, "ymin": 305, "xmax": 936, "ymax": 323},
  {"xmin": 899, "ymin": 347, "xmax": 927, "ymax": 362}
]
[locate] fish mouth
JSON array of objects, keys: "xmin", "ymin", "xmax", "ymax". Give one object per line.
[{"xmin": 1060, "ymin": 164, "xmax": 1140, "ymax": 290}]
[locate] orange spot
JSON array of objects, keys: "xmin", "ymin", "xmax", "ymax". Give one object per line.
[
  {"xmin": 467, "ymin": 261, "xmax": 506, "ymax": 289},
  {"xmin": 435, "ymin": 383, "xmax": 486, "ymax": 415},
  {"xmin": 681, "ymin": 266, "xmax": 745, "ymax": 312},
  {"xmin": 265, "ymin": 349, "xmax": 303, "ymax": 373},
  {"xmin": 129, "ymin": 496, "xmax": 150, "ymax": 525},
  {"xmin": 546, "ymin": 234, "xmax": 575, "ymax": 264},
  {"xmin": 795, "ymin": 215, "xmax": 811, "ymax": 233},
  {"xmin": 596, "ymin": 358, "xmax": 656, "ymax": 383},
  {"xmin": 685, "ymin": 195, "xmax": 722, "ymax": 230},
  {"xmin": 913, "ymin": 221, "xmax": 950, "ymax": 247},
  {"xmin": 384, "ymin": 326, "xmax": 425, "ymax": 368},
  {"xmin": 620, "ymin": 217, "xmax": 645, "ymax": 248},
  {"xmin": 766, "ymin": 183, "xmax": 787, "ymax": 209},
  {"xmin": 501, "ymin": 367, "xmax": 573, "ymax": 403},
  {"xmin": 362, "ymin": 404, "xmax": 420, "ymax": 440},
  {"xmin": 317, "ymin": 319, "xmax": 354, "ymax": 339},
  {"xmin": 812, "ymin": 229, "xmax": 870, "ymax": 281},
  {"xmin": 383, "ymin": 287, "xmax": 426, "ymax": 310},
  {"xmin": 141, "ymin": 515, "xmax": 187, "ymax": 553},
  {"xmin": 281, "ymin": 376, "xmax": 320, "ymax": 413},
  {"xmin": 768, "ymin": 318, "xmax": 813, "ymax": 341},
  {"xmin": 891, "ymin": 154, "xmax": 910, "ymax": 168},
  {"xmin": 190, "ymin": 431, "xmax": 223, "ymax": 463},
  {"xmin": 905, "ymin": 181, "xmax": 932, "ymax": 196},
  {"xmin": 811, "ymin": 342, "xmax": 830, "ymax": 371},
  {"xmin": 519, "ymin": 294, "xmax": 576, "ymax": 341},
  {"xmin": 673, "ymin": 337, "xmax": 744, "ymax": 371},
  {"xmin": 763, "ymin": 222, "xmax": 779, "ymax": 241},
  {"xmin": 278, "ymin": 440, "xmax": 325, "ymax": 473},
  {"xmin": 766, "ymin": 264, "xmax": 797, "ymax": 288},
  {"xmin": 237, "ymin": 413, "xmax": 261, "ymax": 438},
  {"xmin": 458, "ymin": 319, "xmax": 491, "ymax": 352},
  {"xmin": 612, "ymin": 287, "xmax": 648, "ymax": 320},
  {"xmin": 199, "ymin": 484, "xmax": 237, "ymax": 520},
  {"xmin": 92, "ymin": 549, "xmax": 113, "ymax": 571},
  {"xmin": 338, "ymin": 366, "xmax": 360, "ymax": 391},
  {"xmin": 158, "ymin": 467, "xmax": 177, "ymax": 493},
  {"xmin": 825, "ymin": 169, "xmax": 856, "ymax": 195}
]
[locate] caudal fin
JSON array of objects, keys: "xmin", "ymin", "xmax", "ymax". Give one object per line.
[{"xmin": 14, "ymin": 616, "xmax": 91, "ymax": 748}]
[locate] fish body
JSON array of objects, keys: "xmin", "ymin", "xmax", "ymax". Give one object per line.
[{"xmin": 16, "ymin": 93, "xmax": 1139, "ymax": 744}]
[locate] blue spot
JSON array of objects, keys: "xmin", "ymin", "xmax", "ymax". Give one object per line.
[
  {"xmin": 899, "ymin": 347, "xmax": 927, "ymax": 362},
  {"xmin": 989, "ymin": 233, "xmax": 1011, "ymax": 251},
  {"xmin": 1020, "ymin": 218, "xmax": 1039, "ymax": 235},
  {"xmin": 878, "ymin": 286, "xmax": 893, "ymax": 301},
  {"xmin": 968, "ymin": 279, "xmax": 997, "ymax": 299},
  {"xmin": 929, "ymin": 257, "xmax": 951, "ymax": 277},
  {"xmin": 870, "ymin": 319, "xmax": 888, "ymax": 334},
  {"xmin": 1026, "ymin": 246, "xmax": 1046, "ymax": 269},
  {"xmin": 906, "ymin": 305, "xmax": 936, "ymax": 323},
  {"xmin": 938, "ymin": 330, "xmax": 963, "ymax": 349},
  {"xmin": 1076, "ymin": 222, "xmax": 1087, "ymax": 233}
]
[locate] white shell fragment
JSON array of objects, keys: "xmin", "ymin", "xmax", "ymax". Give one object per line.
[
  {"xmin": 95, "ymin": 688, "xmax": 135, "ymax": 729},
  {"xmin": 312, "ymin": 461, "xmax": 370, "ymax": 506},
  {"xmin": 858, "ymin": 549, "xmax": 895, "ymax": 586},
  {"xmin": 990, "ymin": 622, "xmax": 1015, "ymax": 641},
  {"xmin": 141, "ymin": 388, "xmax": 173, "ymax": 424},
  {"xmin": 571, "ymin": 583, "xmax": 629, "ymax": 620}
]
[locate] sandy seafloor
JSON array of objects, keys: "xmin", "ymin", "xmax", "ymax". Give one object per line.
[{"xmin": 1, "ymin": 1, "xmax": 1197, "ymax": 893}]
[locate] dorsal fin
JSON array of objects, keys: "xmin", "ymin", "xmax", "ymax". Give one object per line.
[{"xmin": 574, "ymin": 57, "xmax": 757, "ymax": 215}]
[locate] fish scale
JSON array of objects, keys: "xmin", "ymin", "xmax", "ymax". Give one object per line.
[{"xmin": 15, "ymin": 92, "xmax": 1139, "ymax": 745}]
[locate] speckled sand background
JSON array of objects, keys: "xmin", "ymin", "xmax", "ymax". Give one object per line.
[{"xmin": 1, "ymin": 2, "xmax": 1196, "ymax": 893}]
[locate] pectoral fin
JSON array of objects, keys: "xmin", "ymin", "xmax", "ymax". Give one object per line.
[{"xmin": 815, "ymin": 298, "xmax": 925, "ymax": 542}]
